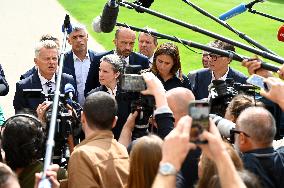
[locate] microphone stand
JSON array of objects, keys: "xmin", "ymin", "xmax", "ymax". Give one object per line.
[
  {"xmin": 118, "ymin": 1, "xmax": 284, "ymax": 64},
  {"xmin": 117, "ymin": 22, "xmax": 279, "ymax": 73},
  {"xmin": 38, "ymin": 15, "xmax": 72, "ymax": 188},
  {"xmin": 247, "ymin": 9, "xmax": 284, "ymax": 23},
  {"xmin": 181, "ymin": 0, "xmax": 277, "ymax": 56}
]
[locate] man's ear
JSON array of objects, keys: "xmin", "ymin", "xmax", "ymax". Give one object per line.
[
  {"xmin": 113, "ymin": 39, "xmax": 117, "ymax": 46},
  {"xmin": 112, "ymin": 116, "xmax": 118, "ymax": 128},
  {"xmin": 81, "ymin": 111, "xmax": 87, "ymax": 132},
  {"xmin": 34, "ymin": 58, "xmax": 38, "ymax": 65},
  {"xmin": 239, "ymin": 133, "xmax": 247, "ymax": 145}
]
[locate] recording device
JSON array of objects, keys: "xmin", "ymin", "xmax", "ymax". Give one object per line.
[
  {"xmin": 23, "ymin": 89, "xmax": 44, "ymax": 98},
  {"xmin": 100, "ymin": 0, "xmax": 119, "ymax": 33},
  {"xmin": 23, "ymin": 84, "xmax": 81, "ymax": 166},
  {"xmin": 219, "ymin": 0, "xmax": 266, "ymax": 21},
  {"xmin": 133, "ymin": 0, "xmax": 155, "ymax": 13},
  {"xmin": 209, "ymin": 114, "xmax": 236, "ymax": 139},
  {"xmin": 209, "ymin": 79, "xmax": 256, "ymax": 117},
  {"xmin": 188, "ymin": 101, "xmax": 210, "ymax": 143},
  {"xmin": 61, "ymin": 14, "xmax": 73, "ymax": 34},
  {"xmin": 246, "ymin": 74, "xmax": 269, "ymax": 91},
  {"xmin": 278, "ymin": 25, "xmax": 284, "ymax": 42},
  {"xmin": 120, "ymin": 74, "xmax": 146, "ymax": 92}
]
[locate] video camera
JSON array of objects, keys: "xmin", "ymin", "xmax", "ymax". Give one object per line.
[
  {"xmin": 209, "ymin": 78, "xmax": 256, "ymax": 116},
  {"xmin": 119, "ymin": 65, "xmax": 155, "ymax": 138},
  {"xmin": 23, "ymin": 87, "xmax": 82, "ymax": 167}
]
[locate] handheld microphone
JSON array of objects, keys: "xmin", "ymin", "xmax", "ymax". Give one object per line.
[
  {"xmin": 219, "ymin": 0, "xmax": 265, "ymax": 21},
  {"xmin": 64, "ymin": 83, "xmax": 75, "ymax": 101},
  {"xmin": 100, "ymin": 0, "xmax": 119, "ymax": 33},
  {"xmin": 277, "ymin": 25, "xmax": 284, "ymax": 42}
]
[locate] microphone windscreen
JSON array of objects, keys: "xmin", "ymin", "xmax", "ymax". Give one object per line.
[
  {"xmin": 100, "ymin": 3, "xmax": 119, "ymax": 33},
  {"xmin": 133, "ymin": 0, "xmax": 154, "ymax": 13},
  {"xmin": 64, "ymin": 83, "xmax": 75, "ymax": 94},
  {"xmin": 219, "ymin": 3, "xmax": 247, "ymax": 21},
  {"xmin": 92, "ymin": 16, "xmax": 102, "ymax": 33},
  {"xmin": 278, "ymin": 25, "xmax": 284, "ymax": 42}
]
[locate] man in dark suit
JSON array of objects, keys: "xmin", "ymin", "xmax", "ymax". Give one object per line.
[
  {"xmin": 13, "ymin": 40, "xmax": 76, "ymax": 114},
  {"xmin": 85, "ymin": 27, "xmax": 150, "ymax": 95},
  {"xmin": 63, "ymin": 24, "xmax": 99, "ymax": 106},
  {"xmin": 190, "ymin": 40, "xmax": 247, "ymax": 100}
]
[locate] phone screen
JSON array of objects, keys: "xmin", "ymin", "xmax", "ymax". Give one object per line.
[
  {"xmin": 246, "ymin": 74, "xmax": 269, "ymax": 90},
  {"xmin": 188, "ymin": 101, "xmax": 210, "ymax": 143}
]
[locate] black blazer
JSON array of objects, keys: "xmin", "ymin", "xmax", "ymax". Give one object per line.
[
  {"xmin": 84, "ymin": 50, "xmax": 150, "ymax": 96},
  {"xmin": 191, "ymin": 68, "xmax": 247, "ymax": 100},
  {"xmin": 0, "ymin": 64, "xmax": 9, "ymax": 96},
  {"xmin": 13, "ymin": 71, "xmax": 76, "ymax": 114}
]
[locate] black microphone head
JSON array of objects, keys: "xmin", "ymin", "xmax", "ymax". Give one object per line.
[
  {"xmin": 100, "ymin": 2, "xmax": 119, "ymax": 33},
  {"xmin": 133, "ymin": 0, "xmax": 154, "ymax": 13}
]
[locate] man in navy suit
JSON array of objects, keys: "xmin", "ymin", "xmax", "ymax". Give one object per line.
[
  {"xmin": 190, "ymin": 40, "xmax": 247, "ymax": 100},
  {"xmin": 13, "ymin": 40, "xmax": 76, "ymax": 114},
  {"xmin": 63, "ymin": 24, "xmax": 99, "ymax": 106},
  {"xmin": 85, "ymin": 27, "xmax": 150, "ymax": 95}
]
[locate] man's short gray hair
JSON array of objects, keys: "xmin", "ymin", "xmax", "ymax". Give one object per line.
[
  {"xmin": 35, "ymin": 40, "xmax": 58, "ymax": 57},
  {"xmin": 237, "ymin": 107, "xmax": 276, "ymax": 145},
  {"xmin": 100, "ymin": 54, "xmax": 123, "ymax": 73}
]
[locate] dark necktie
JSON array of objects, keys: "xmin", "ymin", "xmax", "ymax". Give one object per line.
[{"xmin": 46, "ymin": 81, "xmax": 53, "ymax": 94}]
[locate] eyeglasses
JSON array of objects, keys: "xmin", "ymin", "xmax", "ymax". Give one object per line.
[
  {"xmin": 229, "ymin": 128, "xmax": 250, "ymax": 143},
  {"xmin": 209, "ymin": 54, "xmax": 222, "ymax": 62}
]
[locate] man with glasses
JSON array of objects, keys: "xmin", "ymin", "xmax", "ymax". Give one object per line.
[
  {"xmin": 234, "ymin": 106, "xmax": 284, "ymax": 188},
  {"xmin": 190, "ymin": 40, "xmax": 247, "ymax": 100}
]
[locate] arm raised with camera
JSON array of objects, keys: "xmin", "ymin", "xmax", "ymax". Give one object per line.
[{"xmin": 141, "ymin": 72, "xmax": 174, "ymax": 139}]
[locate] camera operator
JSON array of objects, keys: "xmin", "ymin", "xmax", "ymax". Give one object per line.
[
  {"xmin": 13, "ymin": 40, "xmax": 77, "ymax": 114},
  {"xmin": 234, "ymin": 107, "xmax": 284, "ymax": 188},
  {"xmin": 67, "ymin": 91, "xmax": 129, "ymax": 188},
  {"xmin": 1, "ymin": 114, "xmax": 66, "ymax": 188},
  {"xmin": 191, "ymin": 40, "xmax": 247, "ymax": 100}
]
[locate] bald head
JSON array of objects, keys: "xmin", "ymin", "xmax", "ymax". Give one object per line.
[
  {"xmin": 166, "ymin": 87, "xmax": 195, "ymax": 124},
  {"xmin": 114, "ymin": 27, "xmax": 136, "ymax": 58},
  {"xmin": 236, "ymin": 107, "xmax": 276, "ymax": 146}
]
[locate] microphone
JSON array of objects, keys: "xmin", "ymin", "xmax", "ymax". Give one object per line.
[
  {"xmin": 100, "ymin": 0, "xmax": 119, "ymax": 33},
  {"xmin": 64, "ymin": 83, "xmax": 75, "ymax": 101},
  {"xmin": 61, "ymin": 14, "xmax": 73, "ymax": 34},
  {"xmin": 219, "ymin": 0, "xmax": 265, "ymax": 21},
  {"xmin": 278, "ymin": 25, "xmax": 284, "ymax": 42},
  {"xmin": 92, "ymin": 16, "xmax": 102, "ymax": 33}
]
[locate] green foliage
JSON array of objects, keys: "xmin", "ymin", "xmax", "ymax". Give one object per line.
[{"xmin": 58, "ymin": 0, "xmax": 284, "ymax": 75}]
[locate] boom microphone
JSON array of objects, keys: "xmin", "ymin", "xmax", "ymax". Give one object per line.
[
  {"xmin": 278, "ymin": 25, "xmax": 284, "ymax": 42},
  {"xmin": 219, "ymin": 0, "xmax": 265, "ymax": 21},
  {"xmin": 100, "ymin": 0, "xmax": 119, "ymax": 33}
]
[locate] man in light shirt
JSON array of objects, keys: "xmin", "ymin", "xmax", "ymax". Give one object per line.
[{"xmin": 63, "ymin": 24, "xmax": 99, "ymax": 106}]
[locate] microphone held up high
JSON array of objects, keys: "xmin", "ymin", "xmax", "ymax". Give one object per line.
[
  {"xmin": 100, "ymin": 0, "xmax": 119, "ymax": 33},
  {"xmin": 219, "ymin": 0, "xmax": 266, "ymax": 21}
]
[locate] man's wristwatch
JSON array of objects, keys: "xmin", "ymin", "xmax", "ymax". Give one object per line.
[{"xmin": 158, "ymin": 162, "xmax": 177, "ymax": 176}]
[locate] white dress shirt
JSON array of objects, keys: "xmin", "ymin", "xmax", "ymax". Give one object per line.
[
  {"xmin": 73, "ymin": 51, "xmax": 91, "ymax": 106},
  {"xmin": 38, "ymin": 70, "xmax": 56, "ymax": 95}
]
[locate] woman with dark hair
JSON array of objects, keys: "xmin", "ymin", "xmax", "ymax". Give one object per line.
[
  {"xmin": 127, "ymin": 135, "xmax": 163, "ymax": 188},
  {"xmin": 151, "ymin": 42, "xmax": 191, "ymax": 91}
]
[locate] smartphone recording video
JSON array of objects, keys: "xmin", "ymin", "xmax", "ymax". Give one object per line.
[
  {"xmin": 246, "ymin": 74, "xmax": 269, "ymax": 91},
  {"xmin": 188, "ymin": 101, "xmax": 210, "ymax": 143}
]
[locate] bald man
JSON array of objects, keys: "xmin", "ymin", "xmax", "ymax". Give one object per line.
[
  {"xmin": 234, "ymin": 107, "xmax": 284, "ymax": 188},
  {"xmin": 85, "ymin": 27, "xmax": 150, "ymax": 95},
  {"xmin": 166, "ymin": 87, "xmax": 195, "ymax": 126}
]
